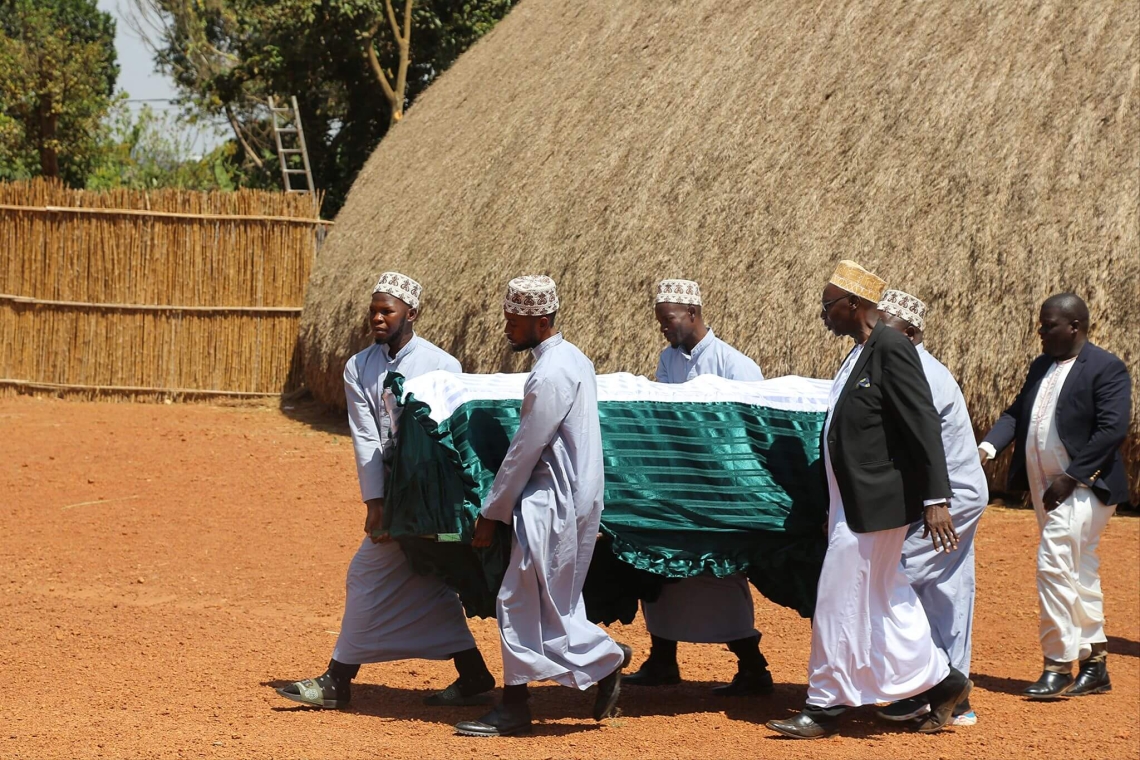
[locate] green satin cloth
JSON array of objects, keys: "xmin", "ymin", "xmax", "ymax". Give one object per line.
[{"xmin": 383, "ymin": 374, "xmax": 828, "ymax": 621}]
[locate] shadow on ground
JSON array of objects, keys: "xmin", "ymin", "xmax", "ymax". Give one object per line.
[
  {"xmin": 260, "ymin": 678, "xmax": 969, "ymax": 742},
  {"xmin": 262, "ymin": 680, "xmax": 626, "ymax": 736},
  {"xmin": 1108, "ymin": 636, "xmax": 1139, "ymax": 658},
  {"xmin": 278, "ymin": 396, "xmax": 350, "ymax": 436},
  {"xmin": 969, "ymin": 672, "xmax": 1029, "ymax": 696}
]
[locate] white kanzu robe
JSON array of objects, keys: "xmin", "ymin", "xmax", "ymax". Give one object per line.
[
  {"xmin": 332, "ymin": 336, "xmax": 477, "ymax": 665},
  {"xmin": 643, "ymin": 329, "xmax": 763, "ymax": 643},
  {"xmin": 806, "ymin": 344, "xmax": 949, "ymax": 708},
  {"xmin": 898, "ymin": 345, "xmax": 989, "ymax": 677},
  {"xmin": 481, "ymin": 333, "xmax": 626, "ymax": 688},
  {"xmin": 1024, "ymin": 358, "xmax": 1115, "ymax": 664}
]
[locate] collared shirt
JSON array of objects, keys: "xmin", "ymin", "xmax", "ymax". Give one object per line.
[
  {"xmin": 1026, "ymin": 357, "xmax": 1079, "ymax": 490},
  {"xmin": 822, "ymin": 343, "xmax": 864, "ymax": 516},
  {"xmin": 655, "ymin": 328, "xmax": 764, "ymax": 384},
  {"xmin": 344, "ymin": 334, "xmax": 461, "ymax": 501}
]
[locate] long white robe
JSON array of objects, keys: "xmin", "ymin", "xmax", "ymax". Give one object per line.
[
  {"xmin": 898, "ymin": 344, "xmax": 989, "ymax": 677},
  {"xmin": 332, "ymin": 336, "xmax": 476, "ymax": 665},
  {"xmin": 806, "ymin": 344, "xmax": 949, "ymax": 708},
  {"xmin": 481, "ymin": 333, "xmax": 625, "ymax": 688},
  {"xmin": 1024, "ymin": 358, "xmax": 1116, "ymax": 664},
  {"xmin": 655, "ymin": 328, "xmax": 765, "ymax": 384},
  {"xmin": 643, "ymin": 328, "xmax": 763, "ymax": 643}
]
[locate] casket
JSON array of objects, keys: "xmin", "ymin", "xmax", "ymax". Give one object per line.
[{"xmin": 382, "ymin": 371, "xmax": 831, "ymax": 622}]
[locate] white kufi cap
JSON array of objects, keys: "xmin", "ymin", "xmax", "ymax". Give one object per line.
[
  {"xmin": 655, "ymin": 279, "xmax": 702, "ymax": 306},
  {"xmin": 504, "ymin": 275, "xmax": 559, "ymax": 316},
  {"xmin": 878, "ymin": 288, "xmax": 927, "ymax": 331},
  {"xmin": 372, "ymin": 272, "xmax": 422, "ymax": 309}
]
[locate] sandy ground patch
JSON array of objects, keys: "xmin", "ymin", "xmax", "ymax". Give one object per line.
[{"xmin": 1, "ymin": 397, "xmax": 1136, "ymax": 759}]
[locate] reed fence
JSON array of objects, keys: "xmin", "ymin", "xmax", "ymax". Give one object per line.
[{"xmin": 0, "ymin": 180, "xmax": 328, "ymax": 399}]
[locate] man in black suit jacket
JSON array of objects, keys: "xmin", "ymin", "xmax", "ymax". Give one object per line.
[
  {"xmin": 767, "ymin": 261, "xmax": 970, "ymax": 740},
  {"xmin": 980, "ymin": 293, "xmax": 1131, "ymax": 699}
]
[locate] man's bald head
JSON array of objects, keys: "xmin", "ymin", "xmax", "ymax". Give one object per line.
[
  {"xmin": 1038, "ymin": 293, "xmax": 1089, "ymax": 360},
  {"xmin": 1042, "ymin": 293, "xmax": 1089, "ymax": 329}
]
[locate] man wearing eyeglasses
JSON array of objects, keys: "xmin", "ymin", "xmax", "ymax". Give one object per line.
[{"xmin": 766, "ymin": 261, "xmax": 970, "ymax": 740}]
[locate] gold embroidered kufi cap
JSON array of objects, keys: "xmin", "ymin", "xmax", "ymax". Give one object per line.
[{"xmin": 829, "ymin": 260, "xmax": 887, "ymax": 303}]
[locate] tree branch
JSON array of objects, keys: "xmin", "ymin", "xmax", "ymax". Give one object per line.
[
  {"xmin": 364, "ymin": 20, "xmax": 398, "ymax": 107},
  {"xmin": 224, "ymin": 103, "xmax": 263, "ymax": 169},
  {"xmin": 393, "ymin": 0, "xmax": 413, "ymax": 117},
  {"xmin": 401, "ymin": 0, "xmax": 413, "ymax": 46},
  {"xmin": 384, "ymin": 0, "xmax": 402, "ymax": 45}
]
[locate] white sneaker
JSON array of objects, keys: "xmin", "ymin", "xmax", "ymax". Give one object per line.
[{"xmin": 952, "ymin": 710, "xmax": 978, "ymax": 726}]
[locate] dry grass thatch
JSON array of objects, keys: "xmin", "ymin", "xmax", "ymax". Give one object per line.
[
  {"xmin": 300, "ymin": 0, "xmax": 1140, "ymax": 500},
  {"xmin": 1, "ymin": 179, "xmax": 323, "ymax": 397}
]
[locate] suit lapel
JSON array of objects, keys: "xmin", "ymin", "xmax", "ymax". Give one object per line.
[
  {"xmin": 832, "ymin": 322, "xmax": 881, "ymax": 419},
  {"xmin": 1057, "ymin": 342, "xmax": 1089, "ymax": 410}
]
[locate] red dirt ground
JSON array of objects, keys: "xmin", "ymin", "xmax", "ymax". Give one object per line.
[{"xmin": 1, "ymin": 396, "xmax": 1136, "ymax": 760}]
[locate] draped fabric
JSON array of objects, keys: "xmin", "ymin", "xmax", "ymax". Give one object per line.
[{"xmin": 383, "ymin": 371, "xmax": 831, "ymax": 620}]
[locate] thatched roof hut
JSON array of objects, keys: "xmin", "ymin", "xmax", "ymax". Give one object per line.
[{"xmin": 299, "ymin": 0, "xmax": 1140, "ymax": 500}]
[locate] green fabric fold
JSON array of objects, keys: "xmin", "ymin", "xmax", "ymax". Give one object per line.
[{"xmin": 382, "ymin": 372, "xmax": 829, "ymax": 621}]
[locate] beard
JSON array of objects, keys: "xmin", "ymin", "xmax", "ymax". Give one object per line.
[
  {"xmin": 374, "ymin": 317, "xmax": 408, "ymax": 346},
  {"xmin": 510, "ymin": 338, "xmax": 540, "ymax": 352}
]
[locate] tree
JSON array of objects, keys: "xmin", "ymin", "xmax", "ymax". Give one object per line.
[
  {"xmin": 365, "ymin": 0, "xmax": 413, "ymax": 127},
  {"xmin": 0, "ymin": 0, "xmax": 118, "ymax": 184},
  {"xmin": 86, "ymin": 102, "xmax": 239, "ymax": 191},
  {"xmin": 130, "ymin": 0, "xmax": 515, "ymax": 215}
]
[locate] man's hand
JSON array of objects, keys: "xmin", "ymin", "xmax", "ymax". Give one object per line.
[
  {"xmin": 471, "ymin": 515, "xmax": 497, "ymax": 548},
  {"xmin": 923, "ymin": 502, "xmax": 959, "ymax": 553},
  {"xmin": 364, "ymin": 498, "xmax": 389, "ymax": 543},
  {"xmin": 977, "ymin": 446, "xmax": 991, "ymax": 463},
  {"xmin": 1042, "ymin": 474, "xmax": 1078, "ymax": 512}
]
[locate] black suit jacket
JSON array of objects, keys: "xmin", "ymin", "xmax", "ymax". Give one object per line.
[
  {"xmin": 825, "ymin": 322, "xmax": 953, "ymax": 533},
  {"xmin": 982, "ymin": 341, "xmax": 1131, "ymax": 507}
]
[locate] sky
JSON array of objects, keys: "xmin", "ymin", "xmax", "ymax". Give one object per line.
[{"xmin": 97, "ymin": 0, "xmax": 226, "ymax": 152}]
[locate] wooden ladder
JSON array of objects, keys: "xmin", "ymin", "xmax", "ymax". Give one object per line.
[{"xmin": 269, "ymin": 96, "xmax": 315, "ymax": 195}]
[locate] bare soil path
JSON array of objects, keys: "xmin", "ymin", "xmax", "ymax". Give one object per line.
[{"xmin": 1, "ymin": 397, "xmax": 1136, "ymax": 759}]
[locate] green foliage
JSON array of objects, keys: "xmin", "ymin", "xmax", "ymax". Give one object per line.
[
  {"xmin": 138, "ymin": 0, "xmax": 516, "ymax": 215},
  {"xmin": 85, "ymin": 102, "xmax": 239, "ymax": 191},
  {"xmin": 0, "ymin": 0, "xmax": 119, "ymax": 184}
]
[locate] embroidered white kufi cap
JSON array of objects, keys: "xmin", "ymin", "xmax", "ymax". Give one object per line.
[
  {"xmin": 504, "ymin": 275, "xmax": 559, "ymax": 316},
  {"xmin": 655, "ymin": 279, "xmax": 702, "ymax": 306},
  {"xmin": 372, "ymin": 272, "xmax": 422, "ymax": 309},
  {"xmin": 878, "ymin": 289, "xmax": 927, "ymax": 331}
]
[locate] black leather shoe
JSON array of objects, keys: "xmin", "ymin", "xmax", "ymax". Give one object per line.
[
  {"xmin": 592, "ymin": 643, "xmax": 631, "ymax": 721},
  {"xmin": 766, "ymin": 711, "xmax": 836, "ymax": 740},
  {"xmin": 1022, "ymin": 671, "xmax": 1074, "ymax": 700},
  {"xmin": 454, "ymin": 703, "xmax": 533, "ymax": 737},
  {"xmin": 1067, "ymin": 661, "xmax": 1111, "ymax": 696},
  {"xmin": 711, "ymin": 667, "xmax": 775, "ymax": 696},
  {"xmin": 623, "ymin": 658, "xmax": 681, "ymax": 687},
  {"xmin": 917, "ymin": 669, "xmax": 972, "ymax": 733},
  {"xmin": 424, "ymin": 674, "xmax": 495, "ymax": 706}
]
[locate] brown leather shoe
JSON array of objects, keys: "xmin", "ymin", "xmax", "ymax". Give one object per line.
[{"xmin": 917, "ymin": 669, "xmax": 972, "ymax": 733}]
